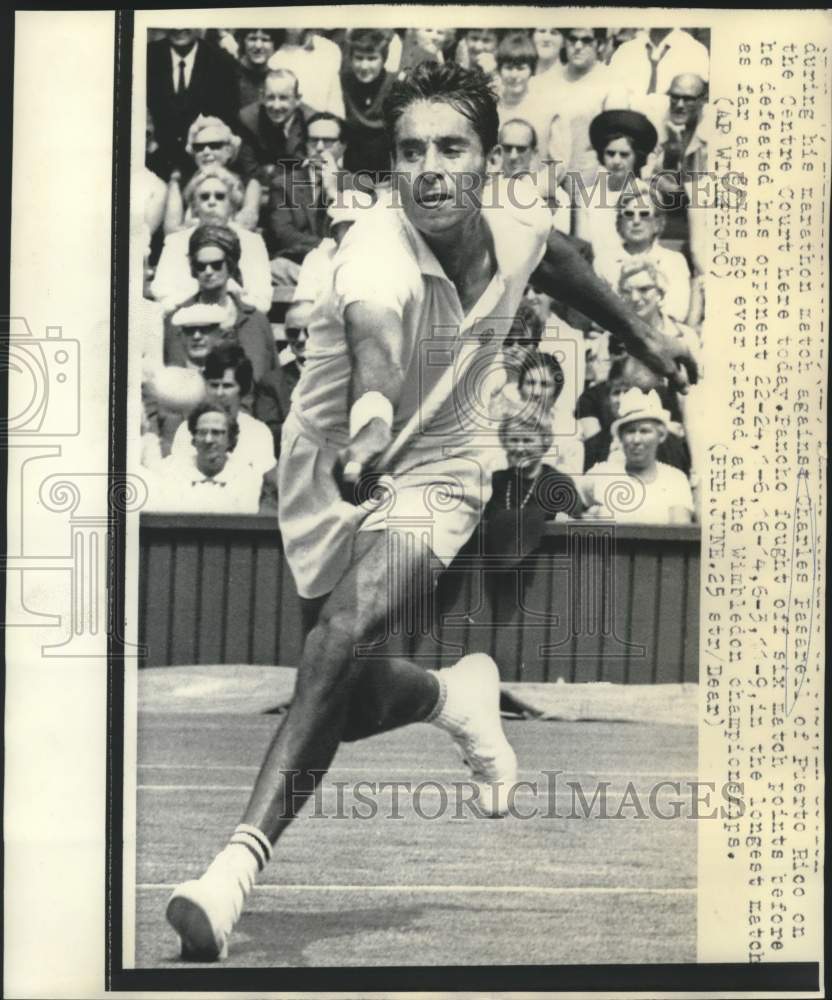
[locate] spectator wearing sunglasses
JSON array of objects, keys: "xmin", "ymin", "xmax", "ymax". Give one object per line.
[
  {"xmin": 593, "ymin": 181, "xmax": 693, "ymax": 323},
  {"xmin": 151, "ymin": 167, "xmax": 272, "ymax": 313},
  {"xmin": 162, "ymin": 224, "xmax": 278, "ymax": 383},
  {"xmin": 535, "ymin": 28, "xmax": 613, "ymax": 178},
  {"xmin": 163, "ymin": 115, "xmax": 262, "ymax": 235}
]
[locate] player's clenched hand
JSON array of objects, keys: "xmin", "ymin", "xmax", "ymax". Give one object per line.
[
  {"xmin": 333, "ymin": 417, "xmax": 393, "ymax": 505},
  {"xmin": 630, "ymin": 325, "xmax": 699, "ymax": 393}
]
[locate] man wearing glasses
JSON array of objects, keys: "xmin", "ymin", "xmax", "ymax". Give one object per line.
[
  {"xmin": 146, "ymin": 402, "xmax": 266, "ymax": 514},
  {"xmin": 266, "ymin": 112, "xmax": 346, "ymax": 265},
  {"xmin": 537, "ymin": 27, "xmax": 613, "ymax": 177}
]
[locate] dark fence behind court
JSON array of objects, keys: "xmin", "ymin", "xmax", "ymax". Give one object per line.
[{"xmin": 139, "ymin": 514, "xmax": 700, "ymax": 682}]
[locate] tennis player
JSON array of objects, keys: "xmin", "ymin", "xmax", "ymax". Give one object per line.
[{"xmin": 166, "ymin": 61, "xmax": 698, "ymax": 960}]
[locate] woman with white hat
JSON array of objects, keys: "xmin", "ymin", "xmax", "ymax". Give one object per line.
[{"xmin": 582, "ymin": 386, "xmax": 693, "ymax": 524}]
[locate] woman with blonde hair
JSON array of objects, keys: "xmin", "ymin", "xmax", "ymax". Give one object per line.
[
  {"xmin": 163, "ymin": 115, "xmax": 262, "ymax": 234},
  {"xmin": 151, "ymin": 165, "xmax": 271, "ymax": 313}
]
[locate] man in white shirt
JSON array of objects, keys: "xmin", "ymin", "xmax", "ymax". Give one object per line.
[
  {"xmin": 147, "ymin": 404, "xmax": 265, "ymax": 514},
  {"xmin": 166, "ymin": 61, "xmax": 699, "ymax": 963},
  {"xmin": 169, "ymin": 344, "xmax": 276, "ymax": 477},
  {"xmin": 608, "ymin": 28, "xmax": 709, "ymax": 115},
  {"xmin": 267, "ymin": 29, "xmax": 345, "ymax": 119},
  {"xmin": 583, "ymin": 387, "xmax": 693, "ymax": 523}
]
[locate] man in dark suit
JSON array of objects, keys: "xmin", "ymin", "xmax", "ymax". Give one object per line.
[
  {"xmin": 147, "ymin": 29, "xmax": 241, "ymax": 177},
  {"xmin": 235, "ymin": 68, "xmax": 316, "ymax": 184},
  {"xmin": 265, "ymin": 112, "xmax": 345, "ymax": 262}
]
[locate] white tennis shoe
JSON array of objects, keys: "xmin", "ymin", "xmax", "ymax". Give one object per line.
[
  {"xmin": 166, "ymin": 847, "xmax": 254, "ymax": 961},
  {"xmin": 431, "ymin": 653, "xmax": 518, "ymax": 817}
]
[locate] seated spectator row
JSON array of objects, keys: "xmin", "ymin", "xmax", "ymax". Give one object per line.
[{"xmin": 139, "ymin": 26, "xmax": 708, "ymax": 524}]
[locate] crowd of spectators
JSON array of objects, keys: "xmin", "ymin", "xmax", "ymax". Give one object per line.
[{"xmin": 139, "ymin": 25, "xmax": 709, "ymax": 527}]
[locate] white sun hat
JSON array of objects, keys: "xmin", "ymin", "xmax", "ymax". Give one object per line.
[{"xmin": 611, "ymin": 387, "xmax": 671, "ymax": 438}]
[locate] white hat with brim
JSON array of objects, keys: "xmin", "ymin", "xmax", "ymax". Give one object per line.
[
  {"xmin": 171, "ymin": 303, "xmax": 227, "ymax": 328},
  {"xmin": 611, "ymin": 387, "xmax": 671, "ymax": 438}
]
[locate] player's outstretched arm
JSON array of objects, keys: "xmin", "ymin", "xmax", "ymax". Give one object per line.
[
  {"xmin": 531, "ymin": 229, "xmax": 700, "ymax": 391},
  {"xmin": 335, "ymin": 301, "xmax": 406, "ymax": 497}
]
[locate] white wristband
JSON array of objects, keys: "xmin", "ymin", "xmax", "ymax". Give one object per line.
[{"xmin": 349, "ymin": 391, "xmax": 394, "ymax": 439}]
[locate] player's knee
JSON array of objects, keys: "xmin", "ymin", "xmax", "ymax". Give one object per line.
[{"xmin": 302, "ymin": 609, "xmax": 362, "ymax": 700}]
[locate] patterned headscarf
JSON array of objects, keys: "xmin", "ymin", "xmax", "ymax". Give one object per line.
[{"xmin": 188, "ymin": 224, "xmax": 243, "ymax": 286}]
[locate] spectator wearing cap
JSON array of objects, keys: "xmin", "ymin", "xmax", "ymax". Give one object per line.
[
  {"xmin": 593, "ymin": 181, "xmax": 692, "ymax": 322},
  {"xmin": 576, "ymin": 357, "xmax": 691, "ymax": 474},
  {"xmin": 235, "ymin": 29, "xmax": 285, "ymax": 107},
  {"xmin": 151, "ymin": 168, "xmax": 272, "ymax": 313},
  {"xmin": 574, "ymin": 108, "xmax": 659, "ymax": 255},
  {"xmin": 146, "ymin": 29, "xmax": 240, "ymax": 176},
  {"xmin": 147, "ymin": 402, "xmax": 271, "ymax": 514},
  {"xmin": 170, "ymin": 343, "xmax": 276, "ymax": 475},
  {"xmin": 340, "ymin": 29, "xmax": 397, "ymax": 178},
  {"xmin": 163, "ymin": 115, "xmax": 261, "ymax": 234},
  {"xmin": 164, "ymin": 302, "xmax": 227, "ymax": 371},
  {"xmin": 582, "ymin": 387, "xmax": 694, "ymax": 523},
  {"xmin": 162, "ymin": 224, "xmax": 277, "ymax": 382},
  {"xmin": 265, "ymin": 112, "xmax": 346, "ymax": 265},
  {"xmin": 268, "ymin": 30, "xmax": 344, "ymax": 119},
  {"xmin": 236, "ymin": 68, "xmax": 317, "ymax": 186}
]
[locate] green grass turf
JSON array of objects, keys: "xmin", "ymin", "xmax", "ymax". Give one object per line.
[{"xmin": 133, "ymin": 714, "xmax": 697, "ymax": 968}]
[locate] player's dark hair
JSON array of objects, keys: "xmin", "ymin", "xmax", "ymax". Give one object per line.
[
  {"xmin": 187, "ymin": 401, "xmax": 240, "ymax": 451},
  {"xmin": 203, "ymin": 343, "xmax": 254, "ymax": 397},
  {"xmin": 383, "ymin": 60, "xmax": 500, "ymax": 156},
  {"xmin": 518, "ymin": 350, "xmax": 566, "ymax": 403}
]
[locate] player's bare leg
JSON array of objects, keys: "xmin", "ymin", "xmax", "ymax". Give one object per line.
[{"xmin": 166, "ymin": 530, "xmax": 516, "ymax": 960}]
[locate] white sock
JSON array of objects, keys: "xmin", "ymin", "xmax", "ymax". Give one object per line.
[
  {"xmin": 425, "ymin": 669, "xmax": 470, "ymax": 737},
  {"xmin": 211, "ymin": 843, "xmax": 260, "ymax": 893},
  {"xmin": 210, "ymin": 823, "xmax": 274, "ymax": 889}
]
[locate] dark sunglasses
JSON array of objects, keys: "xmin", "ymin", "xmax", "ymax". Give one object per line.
[
  {"xmin": 668, "ymin": 93, "xmax": 700, "ymax": 103},
  {"xmin": 193, "ymin": 140, "xmax": 228, "ymax": 152},
  {"xmin": 194, "ymin": 259, "xmax": 226, "ymax": 272},
  {"xmin": 198, "ymin": 190, "xmax": 227, "ymax": 202},
  {"xmin": 620, "ymin": 208, "xmax": 654, "ymax": 219}
]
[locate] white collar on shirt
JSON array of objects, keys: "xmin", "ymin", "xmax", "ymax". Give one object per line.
[{"xmin": 170, "ymin": 41, "xmax": 199, "ymax": 91}]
